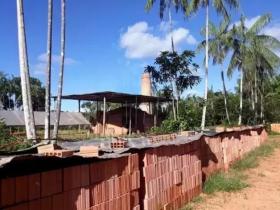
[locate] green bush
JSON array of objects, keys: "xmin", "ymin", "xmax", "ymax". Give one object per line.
[{"xmin": 0, "ymin": 120, "xmax": 14, "ymax": 144}]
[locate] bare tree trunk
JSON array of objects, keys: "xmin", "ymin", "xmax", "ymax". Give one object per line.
[
  {"xmin": 53, "ymin": 0, "xmax": 65, "ymax": 140},
  {"xmin": 254, "ymin": 69, "xmax": 258, "ymax": 122},
  {"xmin": 44, "ymin": 0, "xmax": 53, "ymax": 140},
  {"xmin": 238, "ymin": 68, "xmax": 243, "ymax": 125},
  {"xmin": 260, "ymin": 82, "xmax": 264, "ymax": 123},
  {"xmin": 221, "ymin": 69, "xmax": 230, "ymax": 125},
  {"xmin": 16, "ymin": 0, "xmax": 36, "ymax": 140},
  {"xmin": 168, "ymin": 6, "xmax": 178, "ymax": 120},
  {"xmin": 201, "ymin": 4, "xmax": 209, "ymax": 131}
]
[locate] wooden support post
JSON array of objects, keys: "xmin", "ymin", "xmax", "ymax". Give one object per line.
[
  {"xmin": 125, "ymin": 101, "xmax": 128, "ymax": 125},
  {"xmin": 129, "ymin": 105, "xmax": 132, "ymax": 136},
  {"xmin": 78, "ymin": 100, "xmax": 81, "ymax": 112},
  {"xmin": 135, "ymin": 97, "xmax": 138, "ymax": 133},
  {"xmin": 102, "ymin": 97, "xmax": 106, "ymax": 136},
  {"xmin": 153, "ymin": 102, "xmax": 156, "ymax": 127}
]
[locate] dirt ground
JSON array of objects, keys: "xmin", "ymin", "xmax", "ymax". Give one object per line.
[{"xmin": 195, "ymin": 137, "xmax": 280, "ymax": 210}]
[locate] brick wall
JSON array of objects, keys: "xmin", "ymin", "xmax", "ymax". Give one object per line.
[
  {"xmin": 271, "ymin": 123, "xmax": 280, "ymax": 133},
  {"xmin": 0, "ymin": 126, "xmax": 267, "ymax": 210}
]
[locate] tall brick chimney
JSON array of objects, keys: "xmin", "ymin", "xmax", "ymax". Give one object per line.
[{"xmin": 140, "ymin": 72, "xmax": 153, "ymax": 114}]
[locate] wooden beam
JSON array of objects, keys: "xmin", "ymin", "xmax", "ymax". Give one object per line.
[
  {"xmin": 129, "ymin": 105, "xmax": 132, "ymax": 136},
  {"xmin": 102, "ymin": 97, "xmax": 106, "ymax": 136},
  {"xmin": 78, "ymin": 100, "xmax": 81, "ymax": 112}
]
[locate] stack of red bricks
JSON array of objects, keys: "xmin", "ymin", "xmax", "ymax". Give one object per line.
[
  {"xmin": 0, "ymin": 154, "xmax": 140, "ymax": 210},
  {"xmin": 142, "ymin": 141, "xmax": 202, "ymax": 210},
  {"xmin": 221, "ymin": 133, "xmax": 241, "ymax": 170},
  {"xmin": 271, "ymin": 123, "xmax": 280, "ymax": 133},
  {"xmin": 200, "ymin": 136, "xmax": 224, "ymax": 177},
  {"xmin": 149, "ymin": 134, "xmax": 176, "ymax": 143},
  {"xmin": 111, "ymin": 138, "xmax": 128, "ymax": 149}
]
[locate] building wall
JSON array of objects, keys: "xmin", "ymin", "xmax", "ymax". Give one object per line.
[{"xmin": 0, "ymin": 126, "xmax": 268, "ymax": 210}]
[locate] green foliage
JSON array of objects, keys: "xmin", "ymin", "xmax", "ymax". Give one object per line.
[
  {"xmin": 0, "ymin": 72, "xmax": 45, "ymax": 111},
  {"xmin": 203, "ymin": 172, "xmax": 249, "ymax": 194},
  {"xmin": 150, "ymin": 119, "xmax": 180, "ymax": 134},
  {"xmin": 145, "ymin": 50, "xmax": 200, "ymax": 99},
  {"xmin": 0, "ymin": 120, "xmax": 13, "ymax": 144}
]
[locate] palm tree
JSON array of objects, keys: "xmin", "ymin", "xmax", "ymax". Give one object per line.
[
  {"xmin": 53, "ymin": 0, "xmax": 66, "ymax": 140},
  {"xmin": 44, "ymin": 0, "xmax": 53, "ymax": 140},
  {"xmin": 227, "ymin": 14, "xmax": 280, "ymax": 125},
  {"xmin": 198, "ymin": 21, "xmax": 231, "ymax": 124},
  {"xmin": 187, "ymin": 0, "xmax": 239, "ymax": 130},
  {"xmin": 145, "ymin": 0, "xmax": 188, "ymax": 119},
  {"xmin": 16, "ymin": 0, "xmax": 36, "ymax": 140}
]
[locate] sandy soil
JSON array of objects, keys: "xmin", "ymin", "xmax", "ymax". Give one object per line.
[{"xmin": 195, "ymin": 138, "xmax": 280, "ymax": 210}]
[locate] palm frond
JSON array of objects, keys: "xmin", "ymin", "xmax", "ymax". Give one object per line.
[{"xmin": 247, "ymin": 14, "xmax": 271, "ymax": 35}]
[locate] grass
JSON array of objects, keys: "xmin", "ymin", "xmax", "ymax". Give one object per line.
[
  {"xmin": 204, "ymin": 137, "xmax": 280, "ymax": 195},
  {"xmin": 182, "ymin": 135, "xmax": 280, "ymax": 209},
  {"xmin": 203, "ymin": 172, "xmax": 249, "ymax": 194},
  {"xmin": 232, "ymin": 138, "xmax": 280, "ymax": 171},
  {"xmin": 181, "ymin": 196, "xmax": 204, "ymax": 210}
]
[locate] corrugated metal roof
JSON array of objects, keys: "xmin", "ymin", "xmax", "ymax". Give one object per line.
[
  {"xmin": 0, "ymin": 110, "xmax": 90, "ymax": 126},
  {"xmin": 54, "ymin": 91, "xmax": 171, "ymax": 103}
]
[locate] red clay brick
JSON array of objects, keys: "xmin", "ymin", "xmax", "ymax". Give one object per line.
[
  {"xmin": 28, "ymin": 173, "xmax": 41, "ymax": 200},
  {"xmin": 15, "ymin": 175, "xmax": 28, "ymax": 203},
  {"xmin": 53, "ymin": 193, "xmax": 64, "ymax": 210},
  {"xmin": 29, "ymin": 199, "xmax": 41, "ymax": 210},
  {"xmin": 40, "ymin": 197, "xmax": 52, "ymax": 210},
  {"xmin": 63, "ymin": 166, "xmax": 81, "ymax": 191},
  {"xmin": 4, "ymin": 202, "xmax": 28, "ymax": 210},
  {"xmin": 80, "ymin": 164, "xmax": 90, "ymax": 187},
  {"xmin": 1, "ymin": 177, "xmax": 15, "ymax": 207},
  {"xmin": 63, "ymin": 188, "xmax": 80, "ymax": 210},
  {"xmin": 41, "ymin": 169, "xmax": 62, "ymax": 197}
]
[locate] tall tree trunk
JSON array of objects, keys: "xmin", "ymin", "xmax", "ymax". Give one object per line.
[
  {"xmin": 221, "ymin": 69, "xmax": 230, "ymax": 125},
  {"xmin": 44, "ymin": 0, "xmax": 53, "ymax": 140},
  {"xmin": 53, "ymin": 0, "xmax": 66, "ymax": 140},
  {"xmin": 254, "ymin": 69, "xmax": 258, "ymax": 122},
  {"xmin": 201, "ymin": 4, "xmax": 209, "ymax": 131},
  {"xmin": 168, "ymin": 6, "xmax": 179, "ymax": 120},
  {"xmin": 238, "ymin": 68, "xmax": 243, "ymax": 125},
  {"xmin": 260, "ymin": 80, "xmax": 264, "ymax": 123},
  {"xmin": 16, "ymin": 0, "xmax": 36, "ymax": 140},
  {"xmin": 170, "ymin": 81, "xmax": 177, "ymax": 120}
]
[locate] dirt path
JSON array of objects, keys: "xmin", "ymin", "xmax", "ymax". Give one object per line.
[{"xmin": 195, "ymin": 138, "xmax": 280, "ymax": 210}]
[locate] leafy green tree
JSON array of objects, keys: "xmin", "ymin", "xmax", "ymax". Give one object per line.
[
  {"xmin": 227, "ymin": 14, "xmax": 280, "ymax": 125},
  {"xmin": 144, "ymin": 50, "xmax": 200, "ymax": 119}
]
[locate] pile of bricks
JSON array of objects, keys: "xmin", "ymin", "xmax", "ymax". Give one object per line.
[
  {"xmin": 142, "ymin": 141, "xmax": 202, "ymax": 210},
  {"xmin": 200, "ymin": 136, "xmax": 224, "ymax": 177},
  {"xmin": 148, "ymin": 134, "xmax": 176, "ymax": 143},
  {"xmin": 0, "ymin": 126, "xmax": 268, "ymax": 210},
  {"xmin": 111, "ymin": 138, "xmax": 128, "ymax": 149},
  {"xmin": 0, "ymin": 154, "xmax": 140, "ymax": 210},
  {"xmin": 271, "ymin": 123, "xmax": 280, "ymax": 133},
  {"xmin": 75, "ymin": 146, "xmax": 99, "ymax": 157},
  {"xmin": 89, "ymin": 154, "xmax": 140, "ymax": 209},
  {"xmin": 37, "ymin": 144, "xmax": 74, "ymax": 158}
]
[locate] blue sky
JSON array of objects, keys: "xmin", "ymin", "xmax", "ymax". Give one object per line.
[{"xmin": 0, "ymin": 0, "xmax": 280, "ymax": 111}]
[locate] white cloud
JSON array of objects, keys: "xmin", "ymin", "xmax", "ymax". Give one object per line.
[
  {"xmin": 181, "ymin": 89, "xmax": 202, "ymax": 97},
  {"xmin": 263, "ymin": 23, "xmax": 280, "ymax": 41},
  {"xmin": 37, "ymin": 53, "xmax": 77, "ymax": 65},
  {"xmin": 33, "ymin": 53, "xmax": 77, "ymax": 75},
  {"xmin": 230, "ymin": 16, "xmax": 261, "ymax": 29},
  {"xmin": 120, "ymin": 21, "xmax": 197, "ymax": 59}
]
